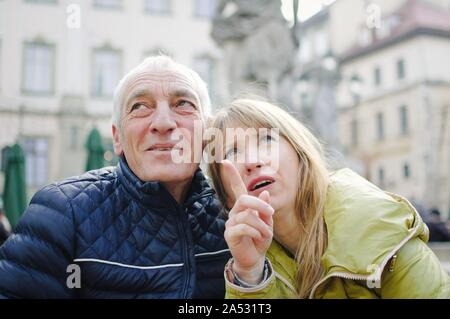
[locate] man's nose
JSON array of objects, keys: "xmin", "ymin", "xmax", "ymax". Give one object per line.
[{"xmin": 148, "ymin": 103, "xmax": 177, "ymax": 134}]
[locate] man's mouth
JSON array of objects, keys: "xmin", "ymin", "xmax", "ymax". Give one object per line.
[
  {"xmin": 150, "ymin": 148, "xmax": 181, "ymax": 151},
  {"xmin": 147, "ymin": 144, "xmax": 182, "ymax": 151}
]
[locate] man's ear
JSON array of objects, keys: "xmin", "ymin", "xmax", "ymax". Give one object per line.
[{"xmin": 112, "ymin": 124, "xmax": 123, "ymax": 156}]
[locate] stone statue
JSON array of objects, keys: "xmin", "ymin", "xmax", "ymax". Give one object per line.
[
  {"xmin": 212, "ymin": 0, "xmax": 297, "ymax": 101},
  {"xmin": 212, "ymin": 0, "xmax": 285, "ymax": 42}
]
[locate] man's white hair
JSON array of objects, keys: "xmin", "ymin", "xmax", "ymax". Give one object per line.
[{"xmin": 112, "ymin": 55, "xmax": 211, "ymax": 128}]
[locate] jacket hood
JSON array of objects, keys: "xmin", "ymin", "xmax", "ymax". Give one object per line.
[{"xmin": 321, "ymin": 168, "xmax": 428, "ymax": 276}]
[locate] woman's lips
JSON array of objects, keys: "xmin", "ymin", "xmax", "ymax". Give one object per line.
[
  {"xmin": 248, "ymin": 181, "xmax": 275, "ymax": 197},
  {"xmin": 247, "ymin": 176, "xmax": 275, "ymax": 192}
]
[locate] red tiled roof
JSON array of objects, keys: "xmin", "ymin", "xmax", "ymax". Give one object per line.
[
  {"xmin": 341, "ymin": 0, "xmax": 450, "ymax": 62},
  {"xmin": 395, "ymin": 0, "xmax": 450, "ymax": 33}
]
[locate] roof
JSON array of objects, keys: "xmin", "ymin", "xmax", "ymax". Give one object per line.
[{"xmin": 340, "ymin": 0, "xmax": 450, "ymax": 63}]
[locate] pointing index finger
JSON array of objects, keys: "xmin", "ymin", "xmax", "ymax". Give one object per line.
[{"xmin": 221, "ymin": 160, "xmax": 248, "ymax": 200}]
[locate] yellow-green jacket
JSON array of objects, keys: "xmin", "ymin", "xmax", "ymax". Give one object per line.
[{"xmin": 225, "ymin": 169, "xmax": 450, "ymax": 299}]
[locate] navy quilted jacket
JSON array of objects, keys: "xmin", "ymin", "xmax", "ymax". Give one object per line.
[{"xmin": 0, "ymin": 158, "xmax": 230, "ymax": 298}]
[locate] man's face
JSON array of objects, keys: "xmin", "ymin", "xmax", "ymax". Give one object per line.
[{"xmin": 112, "ymin": 71, "xmax": 203, "ymax": 184}]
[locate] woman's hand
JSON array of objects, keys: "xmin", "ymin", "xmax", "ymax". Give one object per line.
[{"xmin": 222, "ymin": 160, "xmax": 274, "ymax": 284}]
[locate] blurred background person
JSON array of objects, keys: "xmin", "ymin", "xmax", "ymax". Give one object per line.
[{"xmin": 427, "ymin": 208, "xmax": 450, "ymax": 242}]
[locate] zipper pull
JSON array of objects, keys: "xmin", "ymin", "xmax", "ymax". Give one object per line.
[{"xmin": 388, "ymin": 255, "xmax": 397, "ymax": 272}]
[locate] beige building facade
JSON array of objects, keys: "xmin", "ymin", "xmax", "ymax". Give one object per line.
[
  {"xmin": 336, "ymin": 0, "xmax": 450, "ymax": 216},
  {"xmin": 0, "ymin": 0, "xmax": 225, "ymax": 198},
  {"xmin": 295, "ymin": 0, "xmax": 450, "ymax": 217}
]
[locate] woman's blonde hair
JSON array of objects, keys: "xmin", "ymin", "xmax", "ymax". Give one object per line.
[{"xmin": 207, "ymin": 98, "xmax": 329, "ymax": 298}]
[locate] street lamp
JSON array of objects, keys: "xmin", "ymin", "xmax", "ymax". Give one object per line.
[{"xmin": 321, "ymin": 52, "xmax": 338, "ymax": 73}]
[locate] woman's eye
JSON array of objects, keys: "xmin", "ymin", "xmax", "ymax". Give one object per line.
[
  {"xmin": 260, "ymin": 134, "xmax": 274, "ymax": 142},
  {"xmin": 224, "ymin": 148, "xmax": 239, "ymax": 160}
]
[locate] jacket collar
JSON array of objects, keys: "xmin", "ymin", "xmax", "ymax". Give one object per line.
[{"xmin": 117, "ymin": 156, "xmax": 214, "ymax": 209}]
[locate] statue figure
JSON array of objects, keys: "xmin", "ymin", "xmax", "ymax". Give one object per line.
[{"xmin": 212, "ymin": 0, "xmax": 297, "ymax": 101}]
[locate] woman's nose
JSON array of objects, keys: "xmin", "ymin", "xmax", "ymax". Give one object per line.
[{"xmin": 244, "ymin": 158, "xmax": 265, "ymax": 174}]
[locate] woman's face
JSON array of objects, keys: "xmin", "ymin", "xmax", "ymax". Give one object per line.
[{"xmin": 219, "ymin": 122, "xmax": 300, "ymax": 217}]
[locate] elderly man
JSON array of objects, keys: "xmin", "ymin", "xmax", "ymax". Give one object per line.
[{"xmin": 0, "ymin": 56, "xmax": 230, "ymax": 298}]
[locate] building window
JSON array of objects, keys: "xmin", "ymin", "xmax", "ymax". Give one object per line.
[
  {"xmin": 399, "ymin": 105, "xmax": 409, "ymax": 136},
  {"xmin": 194, "ymin": 0, "xmax": 217, "ymax": 18},
  {"xmin": 193, "ymin": 56, "xmax": 215, "ymax": 94},
  {"xmin": 92, "ymin": 48, "xmax": 121, "ymax": 97},
  {"xmin": 145, "ymin": 0, "xmax": 171, "ymax": 14},
  {"xmin": 397, "ymin": 58, "xmax": 405, "ymax": 80},
  {"xmin": 94, "ymin": 0, "xmax": 122, "ymax": 9},
  {"xmin": 403, "ymin": 163, "xmax": 410, "ymax": 179},
  {"xmin": 351, "ymin": 119, "xmax": 358, "ymax": 147},
  {"xmin": 24, "ymin": 0, "xmax": 57, "ymax": 4},
  {"xmin": 374, "ymin": 66, "xmax": 381, "ymax": 87},
  {"xmin": 378, "ymin": 167, "xmax": 385, "ymax": 188},
  {"xmin": 376, "ymin": 112, "xmax": 384, "ymax": 141},
  {"xmin": 22, "ymin": 42, "xmax": 55, "ymax": 94},
  {"xmin": 23, "ymin": 137, "xmax": 49, "ymax": 188}
]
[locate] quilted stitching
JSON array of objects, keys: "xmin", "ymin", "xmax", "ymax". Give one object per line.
[{"xmin": 0, "ymin": 157, "xmax": 229, "ymax": 299}]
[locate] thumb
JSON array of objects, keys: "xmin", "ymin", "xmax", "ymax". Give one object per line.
[{"xmin": 258, "ymin": 190, "xmax": 270, "ymax": 205}]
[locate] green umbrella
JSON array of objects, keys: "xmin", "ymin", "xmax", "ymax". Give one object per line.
[
  {"xmin": 85, "ymin": 127, "xmax": 105, "ymax": 171},
  {"xmin": 3, "ymin": 144, "xmax": 27, "ymax": 227}
]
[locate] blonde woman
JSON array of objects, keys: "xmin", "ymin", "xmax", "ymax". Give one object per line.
[{"xmin": 207, "ymin": 98, "xmax": 450, "ymax": 299}]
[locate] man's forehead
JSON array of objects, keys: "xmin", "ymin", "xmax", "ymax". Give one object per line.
[{"xmin": 124, "ymin": 71, "xmax": 199, "ymax": 101}]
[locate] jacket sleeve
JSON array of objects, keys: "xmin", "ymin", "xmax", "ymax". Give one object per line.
[
  {"xmin": 0, "ymin": 185, "xmax": 76, "ymax": 298},
  {"xmin": 380, "ymin": 238, "xmax": 450, "ymax": 298},
  {"xmin": 225, "ymin": 258, "xmax": 297, "ymax": 299}
]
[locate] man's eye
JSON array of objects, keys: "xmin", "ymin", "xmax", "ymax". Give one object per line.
[
  {"xmin": 175, "ymin": 100, "xmax": 196, "ymax": 109},
  {"xmin": 130, "ymin": 103, "xmax": 145, "ymax": 112}
]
